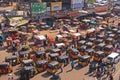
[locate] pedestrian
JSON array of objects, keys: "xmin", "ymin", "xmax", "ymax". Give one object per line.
[
  {"xmin": 96, "ymin": 68, "xmax": 101, "ymax": 80},
  {"xmin": 108, "ymin": 74, "xmax": 113, "ymax": 80},
  {"xmin": 60, "ymin": 63, "xmax": 64, "ymax": 73},
  {"xmin": 71, "ymin": 61, "xmax": 75, "ymax": 70}
]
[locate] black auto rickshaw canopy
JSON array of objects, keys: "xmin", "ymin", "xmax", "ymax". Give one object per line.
[
  {"xmin": 36, "ymin": 60, "xmax": 48, "ymax": 67},
  {"xmin": 86, "ymin": 49, "xmax": 94, "ymax": 56},
  {"xmin": 58, "ymin": 55, "xmax": 69, "ymax": 62},
  {"xmin": 96, "ymin": 35, "xmax": 104, "ymax": 39},
  {"xmin": 117, "ymin": 30, "xmax": 120, "ymax": 34},
  {"xmin": 105, "ymin": 31, "xmax": 113, "ymax": 35},
  {"xmin": 78, "ymin": 40, "xmax": 86, "ymax": 45},
  {"xmin": 22, "ymin": 59, "xmax": 34, "ymax": 66},
  {"xmin": 96, "ymin": 39, "xmax": 103, "ymax": 44},
  {"xmin": 88, "ymin": 37, "xmax": 96, "ymax": 42},
  {"xmin": 23, "ymin": 66, "xmax": 34, "ymax": 71},
  {"xmin": 78, "ymin": 55, "xmax": 90, "ymax": 60},
  {"xmin": 69, "ymin": 48, "xmax": 79, "ymax": 54},
  {"xmin": 111, "ymin": 28, "xmax": 118, "ymax": 33},
  {"xmin": 35, "ymin": 51, "xmax": 46, "ymax": 57},
  {"xmin": 58, "ymin": 55, "xmax": 69, "ymax": 60},
  {"xmin": 95, "ymin": 51, "xmax": 104, "ymax": 55},
  {"xmin": 0, "ymin": 62, "xmax": 10, "ymax": 68},
  {"xmin": 79, "ymin": 45, "xmax": 87, "ymax": 52},
  {"xmin": 108, "ymin": 34, "xmax": 115, "ymax": 38},
  {"xmin": 105, "ymin": 38, "xmax": 113, "ymax": 42},
  {"xmin": 49, "ymin": 53, "xmax": 59, "ymax": 58},
  {"xmin": 86, "ymin": 42, "xmax": 93, "ymax": 47},
  {"xmin": 104, "ymin": 45, "xmax": 113, "ymax": 51},
  {"xmin": 97, "ymin": 43, "xmax": 105, "ymax": 48},
  {"xmin": 19, "ymin": 51, "xmax": 29, "ymax": 57},
  {"xmin": 48, "ymin": 61, "xmax": 59, "ymax": 69},
  {"xmin": 5, "ymin": 56, "xmax": 17, "ymax": 62},
  {"xmin": 51, "ymin": 49, "xmax": 61, "ymax": 53}
]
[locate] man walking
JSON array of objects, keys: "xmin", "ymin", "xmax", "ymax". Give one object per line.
[
  {"xmin": 60, "ymin": 63, "xmax": 64, "ymax": 73},
  {"xmin": 71, "ymin": 61, "xmax": 75, "ymax": 70}
]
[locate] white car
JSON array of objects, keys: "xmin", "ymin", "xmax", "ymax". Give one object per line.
[{"xmin": 107, "ymin": 52, "xmax": 120, "ymax": 64}]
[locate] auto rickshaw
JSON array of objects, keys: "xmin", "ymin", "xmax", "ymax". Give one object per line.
[
  {"xmin": 93, "ymin": 51, "xmax": 104, "ymax": 62},
  {"xmin": 21, "ymin": 59, "xmax": 36, "ymax": 67},
  {"xmin": 88, "ymin": 37, "xmax": 96, "ymax": 43},
  {"xmin": 104, "ymin": 45, "xmax": 113, "ymax": 55},
  {"xmin": 47, "ymin": 61, "xmax": 59, "ymax": 74},
  {"xmin": 86, "ymin": 49, "xmax": 94, "ymax": 58},
  {"xmin": 105, "ymin": 38, "xmax": 113, "ymax": 45},
  {"xmin": 108, "ymin": 34, "xmax": 115, "ymax": 38},
  {"xmin": 5, "ymin": 56, "xmax": 20, "ymax": 66},
  {"xmin": 36, "ymin": 60, "xmax": 48, "ymax": 72},
  {"xmin": 68, "ymin": 48, "xmax": 79, "ymax": 59},
  {"xmin": 58, "ymin": 55, "xmax": 70, "ymax": 67},
  {"xmin": 77, "ymin": 40, "xmax": 86, "ymax": 49},
  {"xmin": 48, "ymin": 53, "xmax": 59, "ymax": 62},
  {"xmin": 95, "ymin": 43, "xmax": 105, "ymax": 51},
  {"xmin": 19, "ymin": 51, "xmax": 29, "ymax": 62},
  {"xmin": 95, "ymin": 39, "xmax": 103, "ymax": 44},
  {"xmin": 35, "ymin": 51, "xmax": 46, "ymax": 60},
  {"xmin": 20, "ymin": 66, "xmax": 38, "ymax": 78},
  {"xmin": 55, "ymin": 35, "xmax": 64, "ymax": 43},
  {"xmin": 96, "ymin": 35, "xmax": 104, "ymax": 39},
  {"xmin": 105, "ymin": 31, "xmax": 113, "ymax": 36},
  {"xmin": 78, "ymin": 54, "xmax": 90, "ymax": 66},
  {"xmin": 86, "ymin": 42, "xmax": 93, "ymax": 49},
  {"xmin": 0, "ymin": 62, "xmax": 12, "ymax": 74},
  {"xmin": 51, "ymin": 49, "xmax": 61, "ymax": 55},
  {"xmin": 79, "ymin": 45, "xmax": 87, "ymax": 55}
]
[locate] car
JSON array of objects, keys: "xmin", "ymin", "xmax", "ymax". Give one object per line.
[{"xmin": 107, "ymin": 52, "xmax": 120, "ymax": 64}]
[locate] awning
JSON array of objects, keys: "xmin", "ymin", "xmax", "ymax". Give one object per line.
[{"xmin": 96, "ymin": 12, "xmax": 110, "ymax": 16}]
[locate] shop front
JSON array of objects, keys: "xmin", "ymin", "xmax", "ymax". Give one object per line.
[{"xmin": 94, "ymin": 6, "xmax": 111, "ymax": 17}]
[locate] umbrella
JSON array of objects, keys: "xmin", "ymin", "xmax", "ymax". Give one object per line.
[
  {"xmin": 73, "ymin": 19, "xmax": 79, "ymax": 22},
  {"xmin": 13, "ymin": 39, "xmax": 20, "ymax": 43},
  {"xmin": 90, "ymin": 20, "xmax": 97, "ymax": 24},
  {"xmin": 65, "ymin": 19, "xmax": 71, "ymax": 22},
  {"xmin": 101, "ymin": 21, "xmax": 107, "ymax": 24},
  {"xmin": 40, "ymin": 22, "xmax": 46, "ymax": 25},
  {"xmin": 82, "ymin": 19, "xmax": 90, "ymax": 22}
]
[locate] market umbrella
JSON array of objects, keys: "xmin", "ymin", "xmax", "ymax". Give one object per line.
[
  {"xmin": 40, "ymin": 22, "xmax": 46, "ymax": 25},
  {"xmin": 13, "ymin": 39, "xmax": 20, "ymax": 43},
  {"xmin": 101, "ymin": 21, "xmax": 107, "ymax": 24},
  {"xmin": 82, "ymin": 19, "xmax": 90, "ymax": 22},
  {"xmin": 90, "ymin": 20, "xmax": 97, "ymax": 24},
  {"xmin": 65, "ymin": 19, "xmax": 71, "ymax": 22},
  {"xmin": 73, "ymin": 19, "xmax": 79, "ymax": 22}
]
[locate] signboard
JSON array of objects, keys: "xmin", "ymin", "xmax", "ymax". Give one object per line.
[
  {"xmin": 95, "ymin": 6, "xmax": 108, "ymax": 12},
  {"xmin": 54, "ymin": 11, "xmax": 67, "ymax": 18},
  {"xmin": 32, "ymin": 2, "xmax": 47, "ymax": 13},
  {"xmin": 51, "ymin": 2, "xmax": 62, "ymax": 11},
  {"xmin": 68, "ymin": 11, "xmax": 80, "ymax": 17},
  {"xmin": 71, "ymin": 0, "xmax": 84, "ymax": 9}
]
